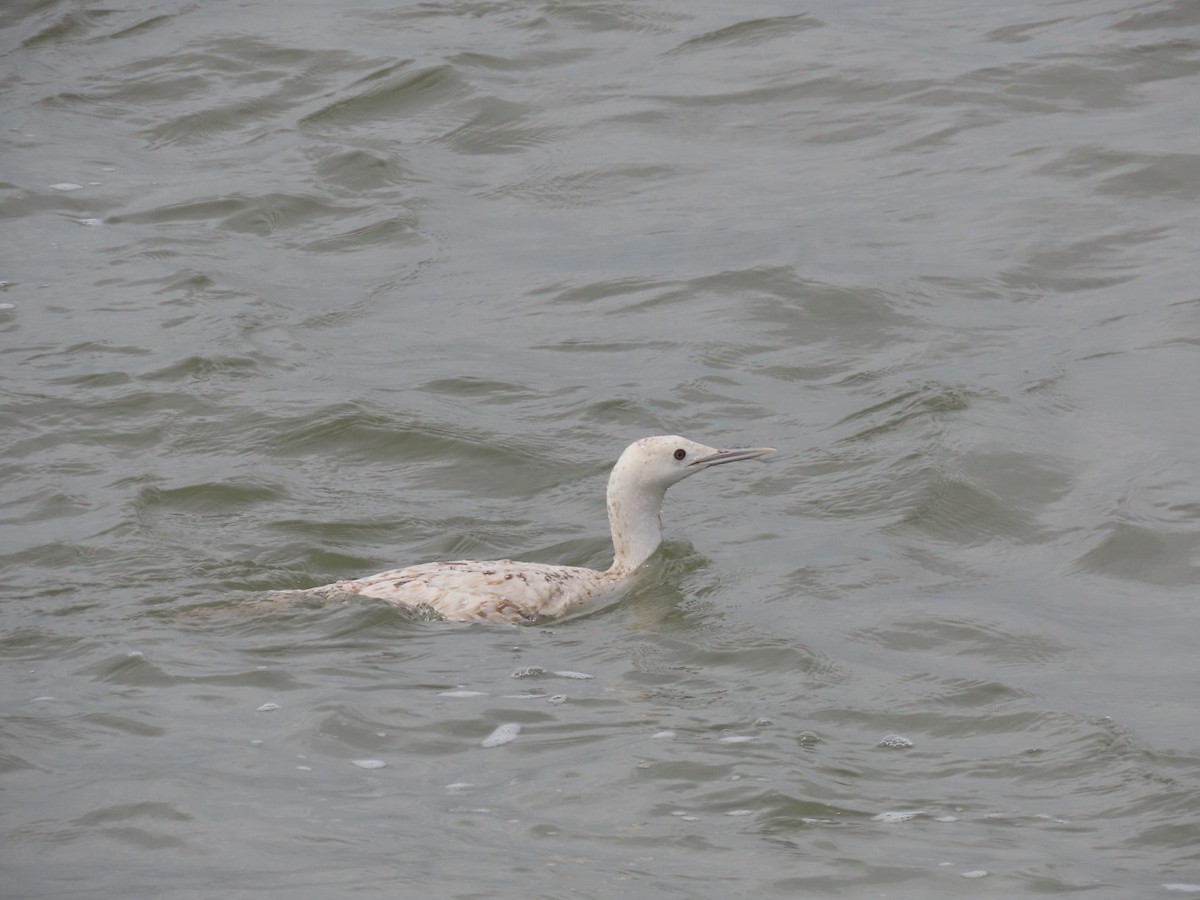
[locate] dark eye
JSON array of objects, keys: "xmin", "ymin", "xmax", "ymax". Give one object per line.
[{"xmin": 674, "ymin": 448, "xmax": 686, "ymax": 460}]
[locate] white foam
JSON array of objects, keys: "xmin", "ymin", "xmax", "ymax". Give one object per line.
[
  {"xmin": 511, "ymin": 667, "xmax": 546, "ymax": 679},
  {"xmin": 872, "ymin": 810, "xmax": 924, "ymax": 823},
  {"xmin": 481, "ymin": 722, "xmax": 521, "ymax": 748}
]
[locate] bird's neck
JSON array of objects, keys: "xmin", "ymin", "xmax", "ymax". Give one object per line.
[{"xmin": 606, "ymin": 474, "xmax": 667, "ymax": 575}]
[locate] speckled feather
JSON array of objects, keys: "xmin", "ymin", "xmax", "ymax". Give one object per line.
[
  {"xmin": 277, "ymin": 436, "xmax": 774, "ymax": 624},
  {"xmin": 295, "ymin": 559, "xmax": 620, "ymax": 624}
]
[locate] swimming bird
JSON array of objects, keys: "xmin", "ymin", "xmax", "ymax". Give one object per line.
[{"xmin": 284, "ymin": 435, "xmax": 774, "ymax": 624}]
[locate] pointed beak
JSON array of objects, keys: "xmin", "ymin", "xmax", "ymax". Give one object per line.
[{"xmin": 689, "ymin": 446, "xmax": 776, "ymax": 468}]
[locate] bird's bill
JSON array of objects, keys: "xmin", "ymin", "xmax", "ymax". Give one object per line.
[{"xmin": 690, "ymin": 446, "xmax": 776, "ymax": 467}]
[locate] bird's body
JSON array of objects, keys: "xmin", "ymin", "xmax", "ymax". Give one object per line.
[
  {"xmin": 289, "ymin": 559, "xmax": 618, "ymax": 624},
  {"xmin": 279, "ymin": 436, "xmax": 773, "ymax": 623}
]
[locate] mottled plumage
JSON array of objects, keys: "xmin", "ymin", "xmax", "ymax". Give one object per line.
[
  {"xmin": 292, "ymin": 560, "xmax": 615, "ymax": 624},
  {"xmin": 280, "ymin": 435, "xmax": 774, "ymax": 623}
]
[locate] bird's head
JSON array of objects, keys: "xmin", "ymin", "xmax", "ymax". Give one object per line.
[{"xmin": 611, "ymin": 435, "xmax": 776, "ymax": 495}]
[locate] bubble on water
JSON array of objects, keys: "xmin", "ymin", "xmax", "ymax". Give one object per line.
[
  {"xmin": 879, "ymin": 734, "xmax": 914, "ymax": 749},
  {"xmin": 256, "ymin": 702, "xmax": 280, "ymax": 712},
  {"xmin": 445, "ymin": 782, "xmax": 473, "ymax": 793},
  {"xmin": 553, "ymin": 670, "xmax": 593, "ymax": 680},
  {"xmin": 547, "ymin": 694, "xmax": 567, "ymax": 704},
  {"xmin": 680, "ymin": 815, "xmax": 700, "ymax": 822},
  {"xmin": 872, "ymin": 810, "xmax": 923, "ymax": 823},
  {"xmin": 936, "ymin": 815, "xmax": 959, "ymax": 823},
  {"xmin": 481, "ymin": 722, "xmax": 521, "ymax": 748},
  {"xmin": 719, "ymin": 735, "xmax": 755, "ymax": 743},
  {"xmin": 754, "ymin": 717, "xmax": 773, "ymax": 727},
  {"xmin": 725, "ymin": 809, "xmax": 754, "ymax": 817},
  {"xmin": 249, "ymin": 739, "xmax": 263, "ymax": 746},
  {"xmin": 50, "ymin": 182, "xmax": 83, "ymax": 191},
  {"xmin": 127, "ymin": 651, "xmax": 144, "ymax": 658},
  {"xmin": 961, "ymin": 870, "xmax": 988, "ymax": 879},
  {"xmin": 797, "ymin": 731, "xmax": 820, "ymax": 745},
  {"xmin": 296, "ymin": 765, "xmax": 312, "ymax": 771},
  {"xmin": 510, "ymin": 667, "xmax": 545, "ymax": 679},
  {"xmin": 439, "ymin": 690, "xmax": 487, "ymax": 698},
  {"xmin": 79, "ymin": 218, "xmax": 102, "ymax": 226},
  {"xmin": 652, "ymin": 730, "xmax": 675, "ymax": 739},
  {"xmin": 351, "ymin": 759, "xmax": 385, "ymax": 769}
]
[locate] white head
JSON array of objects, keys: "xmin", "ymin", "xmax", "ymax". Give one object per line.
[{"xmin": 606, "ymin": 435, "xmax": 775, "ymax": 573}]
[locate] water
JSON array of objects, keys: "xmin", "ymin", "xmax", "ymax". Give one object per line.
[{"xmin": 3, "ymin": 0, "xmax": 1199, "ymax": 896}]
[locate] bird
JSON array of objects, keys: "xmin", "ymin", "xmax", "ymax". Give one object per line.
[{"xmin": 279, "ymin": 435, "xmax": 774, "ymax": 624}]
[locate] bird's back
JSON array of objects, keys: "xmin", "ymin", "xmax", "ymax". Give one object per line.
[{"xmin": 296, "ymin": 559, "xmax": 619, "ymax": 623}]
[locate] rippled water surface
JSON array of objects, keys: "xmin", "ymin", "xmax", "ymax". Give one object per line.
[{"xmin": 3, "ymin": 0, "xmax": 1200, "ymax": 896}]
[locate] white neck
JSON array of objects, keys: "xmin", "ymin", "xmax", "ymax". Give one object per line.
[{"xmin": 605, "ymin": 466, "xmax": 668, "ymax": 575}]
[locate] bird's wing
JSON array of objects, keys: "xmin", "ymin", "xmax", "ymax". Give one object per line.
[{"xmin": 318, "ymin": 559, "xmax": 613, "ymax": 623}]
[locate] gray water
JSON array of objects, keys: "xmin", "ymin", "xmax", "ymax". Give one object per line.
[{"xmin": 3, "ymin": 0, "xmax": 1199, "ymax": 896}]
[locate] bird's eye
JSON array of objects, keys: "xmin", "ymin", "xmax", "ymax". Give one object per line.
[{"xmin": 674, "ymin": 448, "xmax": 686, "ymax": 460}]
